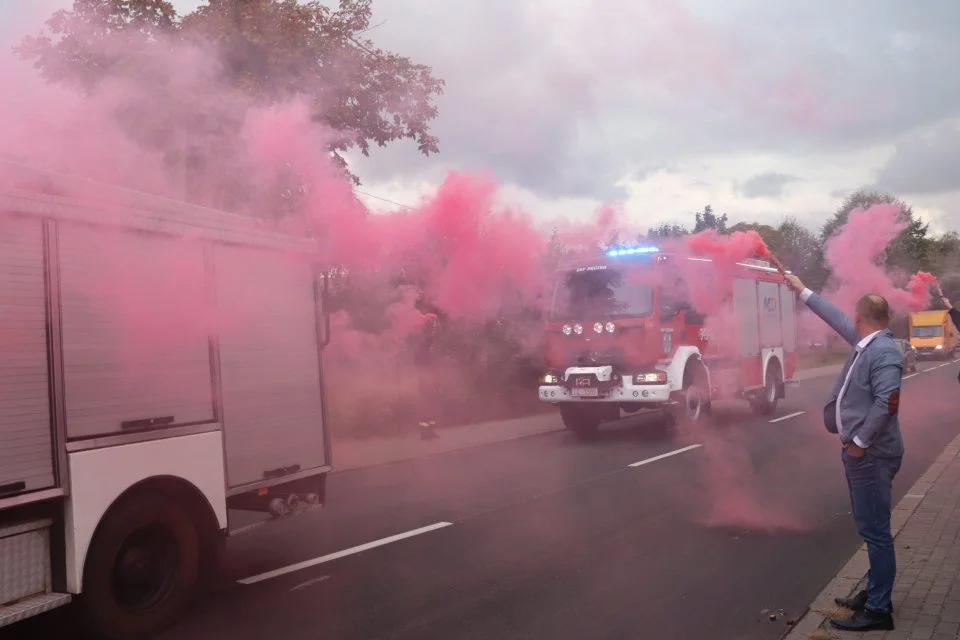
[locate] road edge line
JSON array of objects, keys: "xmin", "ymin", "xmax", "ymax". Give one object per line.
[{"xmin": 782, "ymin": 432, "xmax": 960, "ymax": 639}]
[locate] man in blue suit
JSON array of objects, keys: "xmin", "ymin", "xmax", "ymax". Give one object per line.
[{"xmin": 786, "ymin": 274, "xmax": 904, "ymax": 632}]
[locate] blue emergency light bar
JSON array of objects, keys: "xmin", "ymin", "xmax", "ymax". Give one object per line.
[{"xmin": 605, "ymin": 245, "xmax": 660, "ymax": 257}]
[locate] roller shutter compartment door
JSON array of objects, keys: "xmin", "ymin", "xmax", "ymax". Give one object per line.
[
  {"xmin": 0, "ymin": 215, "xmax": 54, "ymax": 494},
  {"xmin": 58, "ymin": 225, "xmax": 215, "ymax": 439},
  {"xmin": 732, "ymin": 278, "xmax": 760, "ymax": 356},
  {"xmin": 757, "ymin": 280, "xmax": 784, "ymax": 348},
  {"xmin": 214, "ymin": 244, "xmax": 327, "ymax": 488},
  {"xmin": 779, "ymin": 283, "xmax": 796, "ymax": 351}
]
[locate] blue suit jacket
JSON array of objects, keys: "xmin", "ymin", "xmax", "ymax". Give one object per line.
[{"xmin": 804, "ymin": 292, "xmax": 905, "ymax": 458}]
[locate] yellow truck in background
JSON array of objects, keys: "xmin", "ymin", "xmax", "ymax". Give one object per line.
[{"xmin": 909, "ymin": 310, "xmax": 959, "ymax": 360}]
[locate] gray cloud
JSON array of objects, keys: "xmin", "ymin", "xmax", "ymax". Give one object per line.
[
  {"xmin": 345, "ymin": 0, "xmax": 960, "ymax": 201},
  {"xmin": 873, "ymin": 124, "xmax": 960, "ymax": 195},
  {"xmin": 737, "ymin": 172, "xmax": 800, "ymax": 199}
]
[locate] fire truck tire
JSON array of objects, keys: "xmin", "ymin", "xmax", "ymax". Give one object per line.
[
  {"xmin": 671, "ymin": 360, "xmax": 711, "ymax": 426},
  {"xmin": 753, "ymin": 362, "xmax": 781, "ymax": 415},
  {"xmin": 82, "ymin": 492, "xmax": 201, "ymax": 640},
  {"xmin": 560, "ymin": 405, "xmax": 611, "ymax": 440}
]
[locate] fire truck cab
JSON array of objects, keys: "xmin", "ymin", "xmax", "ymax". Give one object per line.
[{"xmin": 538, "ymin": 244, "xmax": 798, "ymax": 439}]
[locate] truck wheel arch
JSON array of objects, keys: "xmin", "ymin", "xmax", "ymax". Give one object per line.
[
  {"xmin": 665, "ymin": 346, "xmax": 711, "ymax": 393},
  {"xmin": 81, "ymin": 475, "xmax": 224, "ymax": 595},
  {"xmin": 761, "ymin": 348, "xmax": 785, "ymax": 391}
]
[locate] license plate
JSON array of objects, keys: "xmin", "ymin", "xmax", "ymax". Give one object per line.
[{"xmin": 571, "ymin": 388, "xmax": 599, "ymax": 397}]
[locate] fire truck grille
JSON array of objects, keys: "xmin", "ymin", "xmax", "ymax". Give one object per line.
[{"xmin": 567, "ymin": 348, "xmax": 626, "ymax": 365}]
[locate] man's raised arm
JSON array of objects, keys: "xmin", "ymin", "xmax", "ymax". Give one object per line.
[{"xmin": 785, "ymin": 275, "xmax": 859, "ymax": 347}]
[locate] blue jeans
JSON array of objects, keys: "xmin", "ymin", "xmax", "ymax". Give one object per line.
[{"xmin": 842, "ymin": 449, "xmax": 902, "ymax": 614}]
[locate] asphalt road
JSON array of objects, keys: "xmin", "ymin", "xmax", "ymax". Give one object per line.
[{"xmin": 5, "ymin": 359, "xmax": 960, "ymax": 640}]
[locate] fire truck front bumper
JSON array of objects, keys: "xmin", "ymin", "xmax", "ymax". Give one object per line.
[
  {"xmin": 538, "ymin": 366, "xmax": 672, "ymax": 404},
  {"xmin": 538, "ymin": 384, "xmax": 671, "ymax": 403}
]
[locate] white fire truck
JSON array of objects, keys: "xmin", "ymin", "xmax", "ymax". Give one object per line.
[
  {"xmin": 538, "ymin": 245, "xmax": 798, "ymax": 438},
  {"xmin": 0, "ymin": 161, "xmax": 332, "ymax": 638}
]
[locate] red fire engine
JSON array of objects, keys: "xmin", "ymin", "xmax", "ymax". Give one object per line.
[{"xmin": 538, "ymin": 244, "xmax": 798, "ymax": 439}]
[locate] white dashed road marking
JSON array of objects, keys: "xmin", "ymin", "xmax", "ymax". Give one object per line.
[
  {"xmin": 288, "ymin": 575, "xmax": 330, "ymax": 592},
  {"xmin": 628, "ymin": 444, "xmax": 702, "ymax": 468},
  {"xmin": 769, "ymin": 411, "xmax": 806, "ymax": 423},
  {"xmin": 238, "ymin": 521, "xmax": 454, "ymax": 585}
]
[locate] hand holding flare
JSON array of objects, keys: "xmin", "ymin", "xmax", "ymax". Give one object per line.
[{"xmin": 762, "ymin": 250, "xmax": 801, "ymax": 292}]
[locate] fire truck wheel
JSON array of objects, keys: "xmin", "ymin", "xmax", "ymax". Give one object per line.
[
  {"xmin": 560, "ymin": 405, "xmax": 607, "ymax": 440},
  {"xmin": 673, "ymin": 361, "xmax": 710, "ymax": 425},
  {"xmin": 753, "ymin": 363, "xmax": 781, "ymax": 415},
  {"xmin": 82, "ymin": 492, "xmax": 201, "ymax": 640}
]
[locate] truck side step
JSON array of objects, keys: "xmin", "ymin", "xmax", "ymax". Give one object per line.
[{"xmin": 0, "ymin": 592, "xmax": 71, "ymax": 628}]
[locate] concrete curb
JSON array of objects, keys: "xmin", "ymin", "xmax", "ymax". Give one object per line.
[
  {"xmin": 330, "ymin": 423, "xmax": 565, "ymax": 474},
  {"xmin": 783, "ymin": 432, "xmax": 960, "ymax": 639}
]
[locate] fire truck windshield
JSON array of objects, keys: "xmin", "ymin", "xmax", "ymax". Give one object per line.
[{"xmin": 550, "ymin": 267, "xmax": 653, "ymax": 320}]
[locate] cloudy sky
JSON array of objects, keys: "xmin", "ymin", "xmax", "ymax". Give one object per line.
[{"xmin": 5, "ymin": 1, "xmax": 960, "ymax": 234}]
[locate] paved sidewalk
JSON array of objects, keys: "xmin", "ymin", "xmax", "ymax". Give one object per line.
[
  {"xmin": 331, "ymin": 363, "xmax": 845, "ymax": 474},
  {"xmin": 785, "ymin": 432, "xmax": 960, "ymax": 640}
]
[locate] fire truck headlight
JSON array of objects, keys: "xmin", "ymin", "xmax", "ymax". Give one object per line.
[
  {"xmin": 605, "ymin": 322, "xmax": 616, "ymax": 333},
  {"xmin": 574, "ymin": 323, "xmax": 584, "ymax": 335},
  {"xmin": 593, "ymin": 322, "xmax": 603, "ymax": 334},
  {"xmin": 541, "ymin": 373, "xmax": 559, "ymax": 385},
  {"xmin": 562, "ymin": 324, "xmax": 572, "ymax": 335},
  {"xmin": 634, "ymin": 372, "xmax": 667, "ymax": 384}
]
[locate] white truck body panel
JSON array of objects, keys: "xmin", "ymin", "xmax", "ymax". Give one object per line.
[
  {"xmin": 779, "ymin": 284, "xmax": 797, "ymax": 352},
  {"xmin": 58, "ymin": 224, "xmax": 216, "ymax": 439},
  {"xmin": 0, "ymin": 160, "xmax": 331, "ymax": 629},
  {"xmin": 64, "ymin": 431, "xmax": 228, "ymax": 593},
  {"xmin": 213, "ymin": 244, "xmax": 328, "ymax": 488},
  {"xmin": 733, "ymin": 277, "xmax": 761, "ymax": 357},
  {"xmin": 757, "ymin": 280, "xmax": 783, "ymax": 349},
  {"xmin": 0, "ymin": 216, "xmax": 55, "ymax": 495}
]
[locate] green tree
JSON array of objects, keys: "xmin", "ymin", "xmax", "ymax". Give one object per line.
[
  {"xmin": 693, "ymin": 204, "xmax": 728, "ymax": 234},
  {"xmin": 646, "ymin": 222, "xmax": 688, "ymax": 239},
  {"xmin": 16, "ymin": 0, "xmax": 445, "ymax": 193},
  {"xmin": 927, "ymin": 231, "xmax": 960, "ymax": 305},
  {"xmin": 927, "ymin": 232, "xmax": 960, "ymax": 275},
  {"xmin": 821, "ymin": 190, "xmax": 931, "ymax": 275},
  {"xmin": 727, "ymin": 222, "xmax": 784, "ymax": 255},
  {"xmin": 777, "ymin": 216, "xmax": 829, "ymax": 290}
]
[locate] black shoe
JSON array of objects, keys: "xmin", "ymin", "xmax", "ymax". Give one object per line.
[
  {"xmin": 829, "ymin": 608, "xmax": 894, "ymax": 632},
  {"xmin": 834, "ymin": 590, "xmax": 866, "ymax": 610},
  {"xmin": 834, "ymin": 590, "xmax": 894, "ymax": 614}
]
